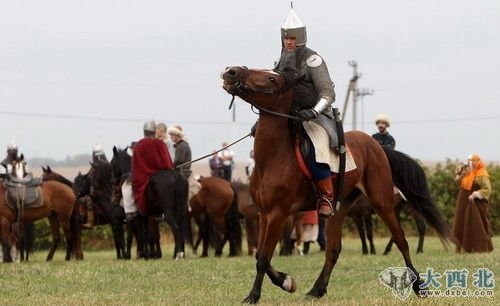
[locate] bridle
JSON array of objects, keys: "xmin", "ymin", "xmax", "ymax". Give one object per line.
[{"xmin": 228, "ymin": 66, "xmax": 304, "ymax": 122}]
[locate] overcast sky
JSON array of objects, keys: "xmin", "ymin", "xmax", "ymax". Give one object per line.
[{"xmin": 0, "ymin": 0, "xmax": 499, "ymax": 163}]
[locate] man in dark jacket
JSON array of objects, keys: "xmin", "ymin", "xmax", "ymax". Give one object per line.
[
  {"xmin": 168, "ymin": 125, "xmax": 192, "ymax": 179},
  {"xmin": 372, "ymin": 114, "xmax": 396, "ymax": 149}
]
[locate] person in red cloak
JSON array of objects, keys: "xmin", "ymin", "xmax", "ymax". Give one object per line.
[{"xmin": 132, "ymin": 120, "xmax": 174, "ymax": 215}]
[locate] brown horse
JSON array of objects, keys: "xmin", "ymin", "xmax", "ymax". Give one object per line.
[
  {"xmin": 41, "ymin": 166, "xmax": 84, "ymax": 260},
  {"xmin": 0, "ymin": 156, "xmax": 75, "ymax": 262},
  {"xmin": 221, "ymin": 66, "xmax": 453, "ymax": 303},
  {"xmin": 189, "ymin": 176, "xmax": 242, "ymax": 257},
  {"xmin": 232, "ymin": 181, "xmax": 260, "ymax": 256}
]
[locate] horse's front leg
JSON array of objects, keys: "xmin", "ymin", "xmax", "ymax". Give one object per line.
[{"xmin": 243, "ymin": 209, "xmax": 289, "ymax": 304}]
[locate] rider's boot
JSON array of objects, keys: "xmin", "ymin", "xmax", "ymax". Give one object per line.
[
  {"xmin": 82, "ymin": 209, "xmax": 94, "ymax": 229},
  {"xmin": 315, "ymin": 177, "xmax": 334, "ymax": 219}
]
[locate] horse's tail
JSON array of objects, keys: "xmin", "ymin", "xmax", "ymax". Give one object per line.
[
  {"xmin": 69, "ymin": 200, "xmax": 82, "ymax": 259},
  {"xmin": 227, "ymin": 185, "xmax": 242, "ymax": 255},
  {"xmin": 382, "ymin": 147, "xmax": 455, "ymax": 248}
]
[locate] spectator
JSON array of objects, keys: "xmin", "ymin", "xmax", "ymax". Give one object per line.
[
  {"xmin": 452, "ymin": 154, "xmax": 493, "ymax": 253},
  {"xmin": 156, "ymin": 122, "xmax": 176, "ymax": 159},
  {"xmin": 218, "ymin": 142, "xmax": 234, "ymax": 182},
  {"xmin": 209, "ymin": 150, "xmax": 224, "ymax": 178}
]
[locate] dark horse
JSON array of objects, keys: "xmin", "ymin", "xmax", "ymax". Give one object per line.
[
  {"xmin": 41, "ymin": 166, "xmax": 84, "ymax": 260},
  {"xmin": 73, "ymin": 161, "xmax": 127, "ymax": 259},
  {"xmin": 189, "ymin": 176, "xmax": 242, "ymax": 257},
  {"xmin": 348, "ymin": 192, "xmax": 427, "ymax": 255},
  {"xmin": 109, "ymin": 147, "xmax": 151, "ymax": 259},
  {"xmin": 222, "ymin": 67, "xmax": 454, "ymax": 303},
  {"xmin": 110, "ymin": 147, "xmax": 188, "ymax": 260}
]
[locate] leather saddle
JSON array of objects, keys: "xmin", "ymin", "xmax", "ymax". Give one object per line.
[{"xmin": 4, "ymin": 173, "xmax": 43, "ymax": 211}]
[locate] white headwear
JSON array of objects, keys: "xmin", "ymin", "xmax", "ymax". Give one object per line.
[
  {"xmin": 7, "ymin": 141, "xmax": 18, "ymax": 150},
  {"xmin": 143, "ymin": 120, "xmax": 156, "ymax": 132},
  {"xmin": 167, "ymin": 126, "xmax": 184, "ymax": 138},
  {"xmin": 375, "ymin": 114, "xmax": 391, "ymax": 127},
  {"xmin": 92, "ymin": 144, "xmax": 103, "ymax": 153}
]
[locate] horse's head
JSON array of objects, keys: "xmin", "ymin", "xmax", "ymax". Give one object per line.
[
  {"xmin": 73, "ymin": 171, "xmax": 90, "ymax": 198},
  {"xmin": 11, "ymin": 154, "xmax": 27, "ymax": 179},
  {"xmin": 110, "ymin": 146, "xmax": 131, "ymax": 186},
  {"xmin": 221, "ymin": 66, "xmax": 301, "ymax": 111},
  {"xmin": 41, "ymin": 165, "xmax": 56, "ymax": 181}
]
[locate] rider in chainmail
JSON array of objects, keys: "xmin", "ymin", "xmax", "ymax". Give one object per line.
[{"xmin": 251, "ymin": 7, "xmax": 337, "ymax": 218}]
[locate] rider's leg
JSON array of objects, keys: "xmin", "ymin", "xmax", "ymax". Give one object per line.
[{"xmin": 307, "ymin": 143, "xmax": 334, "ymax": 218}]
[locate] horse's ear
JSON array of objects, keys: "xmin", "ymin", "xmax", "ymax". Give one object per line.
[
  {"xmin": 42, "ymin": 166, "xmax": 47, "ymax": 172},
  {"xmin": 20, "ymin": 153, "xmax": 24, "ymax": 161},
  {"xmin": 78, "ymin": 171, "xmax": 81, "ymax": 175},
  {"xmin": 47, "ymin": 165, "xmax": 52, "ymax": 173},
  {"xmin": 124, "ymin": 145, "xmax": 129, "ymax": 151},
  {"xmin": 113, "ymin": 146, "xmax": 118, "ymax": 155}
]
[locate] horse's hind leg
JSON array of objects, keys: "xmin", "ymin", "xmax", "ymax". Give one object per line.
[
  {"xmin": 47, "ymin": 216, "xmax": 61, "ymax": 261},
  {"xmin": 60, "ymin": 220, "xmax": 72, "ymax": 261},
  {"xmin": 364, "ymin": 214, "xmax": 376, "ymax": 254},
  {"xmin": 370, "ymin": 192, "xmax": 424, "ymax": 296},
  {"xmin": 383, "ymin": 202, "xmax": 403, "ymax": 255},
  {"xmin": 414, "ymin": 210, "xmax": 426, "ymax": 253},
  {"xmin": 352, "ymin": 215, "xmax": 368, "ymax": 255}
]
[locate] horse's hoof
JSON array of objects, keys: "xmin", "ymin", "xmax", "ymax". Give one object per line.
[
  {"xmin": 175, "ymin": 252, "xmax": 185, "ymax": 261},
  {"xmin": 282, "ymin": 275, "xmax": 297, "ymax": 293},
  {"xmin": 242, "ymin": 293, "xmax": 260, "ymax": 304},
  {"xmin": 413, "ymin": 278, "xmax": 426, "ymax": 298},
  {"xmin": 306, "ymin": 286, "xmax": 327, "ymax": 298}
]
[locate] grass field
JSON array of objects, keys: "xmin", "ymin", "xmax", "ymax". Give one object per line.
[{"xmin": 0, "ymin": 236, "xmax": 498, "ymax": 305}]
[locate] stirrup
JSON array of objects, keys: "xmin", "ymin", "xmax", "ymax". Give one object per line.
[{"xmin": 318, "ymin": 196, "xmax": 334, "ymax": 218}]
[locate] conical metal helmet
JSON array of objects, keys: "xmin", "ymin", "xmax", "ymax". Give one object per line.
[{"xmin": 281, "ymin": 7, "xmax": 307, "ymax": 46}]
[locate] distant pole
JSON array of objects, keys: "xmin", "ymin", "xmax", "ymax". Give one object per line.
[
  {"xmin": 356, "ymin": 88, "xmax": 374, "ymax": 131},
  {"xmin": 232, "ymin": 103, "xmax": 236, "ymax": 122},
  {"xmin": 348, "ymin": 61, "xmax": 360, "ymax": 130}
]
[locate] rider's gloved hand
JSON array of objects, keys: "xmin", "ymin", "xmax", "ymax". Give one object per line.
[
  {"xmin": 298, "ymin": 109, "xmax": 318, "ymax": 121},
  {"xmin": 250, "ymin": 121, "xmax": 258, "ymax": 137}
]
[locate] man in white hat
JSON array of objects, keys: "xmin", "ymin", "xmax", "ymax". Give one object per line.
[
  {"xmin": 168, "ymin": 125, "xmax": 191, "ymax": 179},
  {"xmin": 168, "ymin": 125, "xmax": 201, "ymax": 206},
  {"xmin": 2, "ymin": 141, "xmax": 19, "ymax": 165},
  {"xmin": 372, "ymin": 114, "xmax": 396, "ymax": 149}
]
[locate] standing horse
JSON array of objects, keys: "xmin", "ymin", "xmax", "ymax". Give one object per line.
[
  {"xmin": 232, "ymin": 181, "xmax": 259, "ymax": 256},
  {"xmin": 221, "ymin": 67, "xmax": 453, "ymax": 303},
  {"xmin": 0, "ymin": 156, "xmax": 75, "ymax": 262},
  {"xmin": 111, "ymin": 147, "xmax": 188, "ymax": 260},
  {"xmin": 41, "ymin": 166, "xmax": 84, "ymax": 260},
  {"xmin": 349, "ymin": 192, "xmax": 426, "ymax": 255},
  {"xmin": 73, "ymin": 162, "xmax": 127, "ymax": 259},
  {"xmin": 189, "ymin": 176, "xmax": 242, "ymax": 257}
]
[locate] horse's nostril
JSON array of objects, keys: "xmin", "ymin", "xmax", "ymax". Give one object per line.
[{"xmin": 226, "ymin": 68, "xmax": 237, "ymax": 78}]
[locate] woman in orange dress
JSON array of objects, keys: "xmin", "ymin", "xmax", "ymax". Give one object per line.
[{"xmin": 452, "ymin": 154, "xmax": 493, "ymax": 253}]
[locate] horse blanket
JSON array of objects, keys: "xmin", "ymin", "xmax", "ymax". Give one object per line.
[{"xmin": 302, "ymin": 120, "xmax": 357, "ymax": 173}]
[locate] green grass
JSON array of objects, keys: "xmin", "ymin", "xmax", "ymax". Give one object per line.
[{"xmin": 0, "ymin": 237, "xmax": 498, "ymax": 305}]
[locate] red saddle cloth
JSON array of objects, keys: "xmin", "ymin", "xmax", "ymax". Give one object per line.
[
  {"xmin": 132, "ymin": 138, "xmax": 173, "ymax": 214},
  {"xmin": 294, "ymin": 138, "xmax": 354, "ymax": 180}
]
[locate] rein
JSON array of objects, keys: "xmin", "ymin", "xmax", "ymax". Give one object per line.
[{"xmin": 175, "ymin": 132, "xmax": 252, "ymax": 169}]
